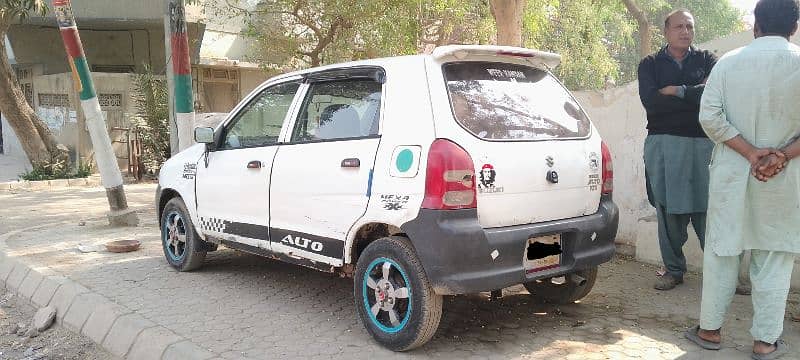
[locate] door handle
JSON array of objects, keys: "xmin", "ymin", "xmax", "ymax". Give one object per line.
[
  {"xmin": 341, "ymin": 158, "xmax": 360, "ymax": 168},
  {"xmin": 247, "ymin": 160, "xmax": 262, "ymax": 169}
]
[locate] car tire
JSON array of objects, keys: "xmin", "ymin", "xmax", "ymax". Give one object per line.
[
  {"xmin": 354, "ymin": 236, "xmax": 442, "ymax": 351},
  {"xmin": 160, "ymin": 197, "xmax": 206, "ymax": 272},
  {"xmin": 523, "ymin": 266, "xmax": 598, "ymax": 304}
]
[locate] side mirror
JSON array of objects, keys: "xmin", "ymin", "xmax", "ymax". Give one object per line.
[{"xmin": 194, "ymin": 127, "xmax": 214, "ymax": 144}]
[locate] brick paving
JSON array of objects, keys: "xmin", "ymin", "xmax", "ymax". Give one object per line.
[{"xmin": 1, "ymin": 184, "xmax": 799, "ymax": 359}]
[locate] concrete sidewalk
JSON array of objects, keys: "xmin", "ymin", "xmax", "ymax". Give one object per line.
[{"xmin": 1, "ymin": 184, "xmax": 800, "ymax": 360}]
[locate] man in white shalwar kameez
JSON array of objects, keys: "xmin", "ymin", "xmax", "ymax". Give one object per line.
[{"xmin": 683, "ymin": 0, "xmax": 800, "ymax": 358}]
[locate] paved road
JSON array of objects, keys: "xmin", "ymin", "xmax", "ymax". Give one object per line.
[{"xmin": 1, "ymin": 184, "xmax": 799, "ymax": 359}]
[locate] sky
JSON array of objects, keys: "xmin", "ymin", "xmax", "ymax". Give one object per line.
[
  {"xmin": 730, "ymin": 0, "xmax": 757, "ymax": 12},
  {"xmin": 730, "ymin": 0, "xmax": 757, "ymax": 24}
]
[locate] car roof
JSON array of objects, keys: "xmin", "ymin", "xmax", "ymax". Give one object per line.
[{"xmin": 267, "ymin": 45, "xmax": 562, "ymax": 84}]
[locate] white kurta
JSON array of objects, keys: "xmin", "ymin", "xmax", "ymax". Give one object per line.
[{"xmin": 699, "ymin": 36, "xmax": 800, "ymax": 256}]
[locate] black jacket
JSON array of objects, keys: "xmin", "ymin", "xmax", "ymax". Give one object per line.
[{"xmin": 637, "ymin": 46, "xmax": 718, "ymax": 137}]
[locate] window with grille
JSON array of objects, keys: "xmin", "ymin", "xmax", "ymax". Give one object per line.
[
  {"xmin": 98, "ymin": 94, "xmax": 122, "ymax": 108},
  {"xmin": 38, "ymin": 93, "xmax": 70, "ymax": 108}
]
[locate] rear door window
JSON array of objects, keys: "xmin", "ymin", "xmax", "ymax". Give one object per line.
[
  {"xmin": 290, "ymin": 79, "xmax": 382, "ymax": 142},
  {"xmin": 443, "ymin": 62, "xmax": 590, "ymax": 141}
]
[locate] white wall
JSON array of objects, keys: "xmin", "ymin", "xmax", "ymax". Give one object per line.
[
  {"xmin": 0, "ymin": 117, "xmax": 32, "ymax": 181},
  {"xmin": 573, "ymin": 83, "xmax": 651, "ymax": 251},
  {"xmin": 573, "ymin": 30, "xmax": 800, "ymax": 287}
]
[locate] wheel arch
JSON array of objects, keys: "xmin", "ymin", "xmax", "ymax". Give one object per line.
[
  {"xmin": 157, "ymin": 187, "xmax": 205, "ymax": 240},
  {"xmin": 157, "ymin": 187, "xmax": 182, "ymax": 223},
  {"xmin": 347, "ymin": 222, "xmax": 407, "ymax": 265}
]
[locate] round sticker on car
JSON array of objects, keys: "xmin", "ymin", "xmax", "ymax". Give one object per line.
[{"xmin": 390, "ymin": 146, "xmax": 421, "ymax": 178}]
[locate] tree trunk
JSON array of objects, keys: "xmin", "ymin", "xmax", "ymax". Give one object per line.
[
  {"xmin": 0, "ymin": 23, "xmax": 63, "ymax": 163},
  {"xmin": 621, "ymin": 0, "xmax": 651, "ymax": 59},
  {"xmin": 489, "ymin": 0, "xmax": 525, "ymax": 47}
]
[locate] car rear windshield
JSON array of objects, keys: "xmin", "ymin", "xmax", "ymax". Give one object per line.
[{"xmin": 443, "ymin": 62, "xmax": 591, "ymax": 141}]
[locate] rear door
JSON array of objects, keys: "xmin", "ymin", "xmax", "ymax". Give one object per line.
[
  {"xmin": 269, "ymin": 69, "xmax": 384, "ymax": 266},
  {"xmin": 436, "ymin": 61, "xmax": 601, "ymax": 228}
]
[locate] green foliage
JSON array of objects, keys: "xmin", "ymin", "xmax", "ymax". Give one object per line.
[
  {"xmin": 0, "ymin": 0, "xmax": 47, "ymax": 21},
  {"xmin": 524, "ymin": 0, "xmax": 631, "ymax": 89},
  {"xmin": 613, "ymin": 0, "xmax": 745, "ymax": 84},
  {"xmin": 213, "ymin": 0, "xmax": 492, "ymax": 68},
  {"xmin": 206, "ymin": 0, "xmax": 744, "ymax": 90},
  {"xmin": 129, "ymin": 67, "xmax": 170, "ymax": 175},
  {"xmin": 21, "ymin": 155, "xmax": 92, "ymax": 181}
]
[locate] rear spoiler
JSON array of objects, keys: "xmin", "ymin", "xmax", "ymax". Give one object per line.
[{"xmin": 431, "ymin": 45, "xmax": 561, "ymax": 70}]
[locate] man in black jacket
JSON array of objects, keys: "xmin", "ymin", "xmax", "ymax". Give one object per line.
[{"xmin": 637, "ymin": 9, "xmax": 717, "ymax": 290}]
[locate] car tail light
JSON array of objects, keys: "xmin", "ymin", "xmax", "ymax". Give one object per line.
[
  {"xmin": 422, "ymin": 139, "xmax": 477, "ymax": 210},
  {"xmin": 601, "ymin": 141, "xmax": 613, "ymax": 194}
]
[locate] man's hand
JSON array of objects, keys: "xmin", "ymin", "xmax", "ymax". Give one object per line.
[
  {"xmin": 745, "ymin": 148, "xmax": 771, "ymax": 167},
  {"xmin": 751, "ymin": 149, "xmax": 787, "ymax": 182},
  {"xmin": 658, "ymin": 86, "xmax": 682, "ymax": 96}
]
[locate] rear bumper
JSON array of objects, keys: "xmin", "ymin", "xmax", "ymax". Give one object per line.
[{"xmin": 400, "ymin": 196, "xmax": 619, "ymax": 295}]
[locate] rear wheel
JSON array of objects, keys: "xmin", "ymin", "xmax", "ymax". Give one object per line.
[
  {"xmin": 523, "ymin": 267, "xmax": 598, "ymax": 304},
  {"xmin": 161, "ymin": 198, "xmax": 206, "ymax": 271},
  {"xmin": 354, "ymin": 236, "xmax": 442, "ymax": 351}
]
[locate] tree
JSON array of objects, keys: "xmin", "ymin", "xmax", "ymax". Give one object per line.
[
  {"xmin": 208, "ymin": 0, "xmax": 491, "ymax": 69},
  {"xmin": 614, "ymin": 0, "xmax": 745, "ymax": 84},
  {"xmin": 522, "ymin": 0, "xmax": 630, "ymax": 90},
  {"xmin": 621, "ymin": 0, "xmax": 651, "ymax": 59},
  {"xmin": 0, "ymin": 1, "xmax": 65, "ymax": 163},
  {"xmin": 489, "ymin": 0, "xmax": 525, "ymax": 46},
  {"xmin": 207, "ymin": 0, "xmax": 742, "ymax": 90}
]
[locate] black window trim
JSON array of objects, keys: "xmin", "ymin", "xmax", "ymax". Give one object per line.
[
  {"xmin": 303, "ymin": 66, "xmax": 386, "ymax": 84},
  {"xmin": 212, "ymin": 80, "xmax": 303, "ymax": 152},
  {"xmin": 441, "ymin": 61, "xmax": 593, "ymax": 143}
]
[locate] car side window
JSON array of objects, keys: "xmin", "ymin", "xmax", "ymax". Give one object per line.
[
  {"xmin": 290, "ymin": 79, "xmax": 382, "ymax": 142},
  {"xmin": 222, "ymin": 81, "xmax": 300, "ymax": 149}
]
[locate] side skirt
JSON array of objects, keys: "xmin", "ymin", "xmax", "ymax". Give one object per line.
[{"xmin": 220, "ymin": 239, "xmax": 338, "ymax": 273}]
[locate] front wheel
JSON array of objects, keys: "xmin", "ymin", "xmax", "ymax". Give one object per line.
[
  {"xmin": 160, "ymin": 198, "xmax": 206, "ymax": 271},
  {"xmin": 523, "ymin": 267, "xmax": 598, "ymax": 304},
  {"xmin": 354, "ymin": 236, "xmax": 442, "ymax": 351}
]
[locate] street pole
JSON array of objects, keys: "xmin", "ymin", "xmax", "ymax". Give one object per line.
[
  {"xmin": 52, "ymin": 0, "xmax": 139, "ymax": 226},
  {"xmin": 167, "ymin": 0, "xmax": 195, "ymax": 152},
  {"xmin": 164, "ymin": 12, "xmax": 178, "ymax": 156}
]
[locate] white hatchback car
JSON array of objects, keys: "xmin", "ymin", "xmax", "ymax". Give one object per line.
[{"xmin": 157, "ymin": 45, "xmax": 619, "ymax": 351}]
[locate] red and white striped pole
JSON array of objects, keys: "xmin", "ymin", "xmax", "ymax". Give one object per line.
[
  {"xmin": 167, "ymin": 0, "xmax": 195, "ymax": 152},
  {"xmin": 52, "ymin": 0, "xmax": 138, "ymax": 226}
]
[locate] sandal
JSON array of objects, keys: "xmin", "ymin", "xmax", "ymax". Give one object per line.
[
  {"xmin": 751, "ymin": 340, "xmax": 789, "ymax": 360},
  {"xmin": 684, "ymin": 325, "xmax": 722, "ymax": 350}
]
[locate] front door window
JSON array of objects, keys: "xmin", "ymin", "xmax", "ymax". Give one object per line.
[{"xmin": 223, "ymin": 81, "xmax": 300, "ymax": 150}]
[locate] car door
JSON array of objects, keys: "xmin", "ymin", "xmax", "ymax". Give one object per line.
[
  {"xmin": 269, "ymin": 69, "xmax": 384, "ymax": 266},
  {"xmin": 195, "ymin": 80, "xmax": 302, "ymax": 250}
]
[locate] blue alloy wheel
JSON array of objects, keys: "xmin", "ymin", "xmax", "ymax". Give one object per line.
[
  {"xmin": 362, "ymin": 257, "xmax": 412, "ymax": 333},
  {"xmin": 163, "ymin": 211, "xmax": 187, "ymax": 261}
]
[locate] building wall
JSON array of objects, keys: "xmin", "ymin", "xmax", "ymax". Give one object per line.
[
  {"xmin": 573, "ymin": 83, "xmax": 648, "ymax": 251},
  {"xmin": 49, "ymin": 0, "xmax": 163, "ymax": 21},
  {"xmin": 9, "ymin": 25, "xmax": 167, "ymax": 75},
  {"xmin": 31, "ymin": 72, "xmax": 136, "ymax": 170},
  {"xmin": 0, "ymin": 116, "xmax": 31, "ymax": 180}
]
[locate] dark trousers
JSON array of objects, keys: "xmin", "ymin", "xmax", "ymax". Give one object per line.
[{"xmin": 655, "ymin": 204, "xmax": 706, "ymax": 279}]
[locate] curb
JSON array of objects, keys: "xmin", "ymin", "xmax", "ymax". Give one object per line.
[
  {"xmin": 0, "ymin": 176, "xmax": 101, "ymax": 192},
  {"xmin": 0, "ymin": 227, "xmax": 217, "ymax": 359}
]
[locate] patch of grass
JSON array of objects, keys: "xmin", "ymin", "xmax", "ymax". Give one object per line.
[{"xmin": 20, "ymin": 157, "xmax": 93, "ymax": 181}]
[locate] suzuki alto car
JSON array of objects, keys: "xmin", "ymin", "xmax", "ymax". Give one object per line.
[{"xmin": 156, "ymin": 45, "xmax": 619, "ymax": 351}]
